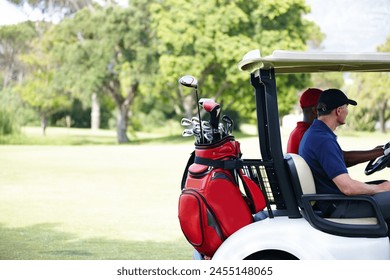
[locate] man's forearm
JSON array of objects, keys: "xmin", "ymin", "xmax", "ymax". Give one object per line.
[{"xmin": 343, "ymin": 148, "xmax": 384, "ymax": 167}]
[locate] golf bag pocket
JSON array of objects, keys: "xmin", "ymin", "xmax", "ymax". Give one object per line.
[
  {"xmin": 178, "ymin": 190, "xmax": 223, "ymax": 257},
  {"xmin": 178, "ymin": 168, "xmax": 253, "ymax": 257}
]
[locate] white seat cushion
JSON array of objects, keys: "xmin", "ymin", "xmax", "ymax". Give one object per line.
[{"xmin": 288, "ymin": 154, "xmax": 316, "ymax": 194}]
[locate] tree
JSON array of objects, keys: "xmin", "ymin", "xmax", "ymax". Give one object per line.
[
  {"xmin": 151, "ymin": 0, "xmax": 321, "ymax": 122},
  {"xmin": 0, "ymin": 22, "xmax": 37, "ymax": 89},
  {"xmin": 347, "ymin": 72, "xmax": 389, "ymax": 133},
  {"xmin": 47, "ymin": 2, "xmax": 157, "ymax": 142},
  {"xmin": 310, "ymin": 72, "xmax": 344, "ymax": 91},
  {"xmin": 3, "ymin": 0, "xmax": 96, "ymax": 133},
  {"xmin": 15, "ymin": 22, "xmax": 72, "ymax": 135},
  {"xmin": 0, "ymin": 23, "xmax": 41, "ymax": 135},
  {"xmin": 0, "ymin": 21, "xmax": 70, "ymax": 135},
  {"xmin": 346, "ymin": 36, "xmax": 390, "ymax": 133}
]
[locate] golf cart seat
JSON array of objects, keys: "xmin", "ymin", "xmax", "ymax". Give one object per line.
[{"xmin": 284, "ymin": 153, "xmax": 388, "ymax": 237}]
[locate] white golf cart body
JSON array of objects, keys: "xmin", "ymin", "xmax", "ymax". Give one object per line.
[{"xmin": 207, "ymin": 50, "xmax": 390, "ymax": 260}]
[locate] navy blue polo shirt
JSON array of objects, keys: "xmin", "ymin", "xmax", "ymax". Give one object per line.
[{"xmin": 298, "ymin": 120, "xmax": 347, "ymax": 195}]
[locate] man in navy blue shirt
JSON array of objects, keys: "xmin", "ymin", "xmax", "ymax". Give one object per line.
[{"xmin": 299, "ymin": 88, "xmax": 390, "ymax": 219}]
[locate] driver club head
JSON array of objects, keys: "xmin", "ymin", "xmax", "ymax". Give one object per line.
[{"xmin": 178, "ymin": 75, "xmax": 198, "ymax": 88}]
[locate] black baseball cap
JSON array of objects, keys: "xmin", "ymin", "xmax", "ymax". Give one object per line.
[{"xmin": 317, "ymin": 88, "xmax": 357, "ymax": 112}]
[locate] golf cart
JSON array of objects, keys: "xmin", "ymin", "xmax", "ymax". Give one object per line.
[{"xmin": 190, "ymin": 50, "xmax": 390, "ymax": 260}]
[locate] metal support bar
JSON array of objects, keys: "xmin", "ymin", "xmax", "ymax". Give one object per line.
[{"xmin": 250, "ymin": 69, "xmax": 301, "ymax": 218}]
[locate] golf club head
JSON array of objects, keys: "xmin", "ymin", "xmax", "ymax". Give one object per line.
[
  {"xmin": 182, "ymin": 129, "xmax": 194, "ymax": 137},
  {"xmin": 181, "ymin": 118, "xmax": 193, "ymax": 127},
  {"xmin": 222, "ymin": 115, "xmax": 233, "ymax": 124},
  {"xmin": 204, "ymin": 132, "xmax": 213, "ymax": 143},
  {"xmin": 178, "ymin": 75, "xmax": 198, "ymax": 88},
  {"xmin": 222, "ymin": 115, "xmax": 234, "ymax": 134},
  {"xmin": 179, "ymin": 74, "xmax": 202, "ymax": 143},
  {"xmin": 219, "ymin": 123, "xmax": 227, "ymax": 137},
  {"xmin": 191, "ymin": 117, "xmax": 200, "ymax": 124},
  {"xmin": 193, "ymin": 126, "xmax": 201, "ymax": 135},
  {"xmin": 202, "ymin": 120, "xmax": 211, "ymax": 128}
]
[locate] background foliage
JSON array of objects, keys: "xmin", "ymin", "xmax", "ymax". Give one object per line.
[{"xmin": 0, "ymin": 0, "xmax": 389, "ymax": 142}]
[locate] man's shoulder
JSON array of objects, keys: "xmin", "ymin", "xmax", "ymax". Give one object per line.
[
  {"xmin": 287, "ymin": 123, "xmax": 309, "ymax": 154},
  {"xmin": 300, "ymin": 121, "xmax": 334, "ymax": 152},
  {"xmin": 296, "ymin": 121, "xmax": 311, "ymax": 130},
  {"xmin": 307, "ymin": 120, "xmax": 332, "ymax": 135}
]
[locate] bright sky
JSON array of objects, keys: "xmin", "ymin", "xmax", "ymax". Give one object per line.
[
  {"xmin": 306, "ymin": 0, "xmax": 390, "ymax": 52},
  {"xmin": 0, "ymin": 0, "xmax": 27, "ymax": 25},
  {"xmin": 0, "ymin": 0, "xmax": 389, "ymax": 52}
]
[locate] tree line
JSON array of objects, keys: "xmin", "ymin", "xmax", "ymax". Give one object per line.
[{"xmin": 0, "ymin": 0, "xmax": 388, "ymax": 143}]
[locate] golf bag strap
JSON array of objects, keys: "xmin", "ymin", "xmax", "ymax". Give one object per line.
[
  {"xmin": 181, "ymin": 151, "xmax": 195, "ymax": 190},
  {"xmin": 194, "ymin": 156, "xmax": 243, "ymax": 170},
  {"xmin": 237, "ymin": 169, "xmax": 258, "ymax": 214}
]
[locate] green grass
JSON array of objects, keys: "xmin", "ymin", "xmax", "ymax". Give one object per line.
[
  {"xmin": 0, "ymin": 126, "xmax": 388, "ymax": 259},
  {"xmin": 0, "ymin": 143, "xmax": 195, "ymax": 260},
  {"xmin": 0, "ymin": 127, "xmax": 171, "ymax": 145},
  {"xmin": 0, "ymin": 223, "xmax": 192, "ymax": 260}
]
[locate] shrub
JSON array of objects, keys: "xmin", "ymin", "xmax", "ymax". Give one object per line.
[{"xmin": 0, "ymin": 108, "xmax": 19, "ymax": 135}]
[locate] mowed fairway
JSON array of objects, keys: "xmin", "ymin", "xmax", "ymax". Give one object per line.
[
  {"xmin": 0, "ymin": 128, "xmax": 388, "ymax": 259},
  {"xmin": 0, "ymin": 143, "xmax": 195, "ymax": 259}
]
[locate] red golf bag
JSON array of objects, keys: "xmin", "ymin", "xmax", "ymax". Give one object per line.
[{"xmin": 178, "ymin": 136, "xmax": 266, "ymax": 257}]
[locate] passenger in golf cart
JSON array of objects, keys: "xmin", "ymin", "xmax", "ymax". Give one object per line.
[
  {"xmin": 287, "ymin": 87, "xmax": 322, "ymax": 154},
  {"xmin": 287, "ymin": 88, "xmax": 387, "ymax": 167}
]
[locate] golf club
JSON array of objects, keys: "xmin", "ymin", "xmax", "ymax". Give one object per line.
[
  {"xmin": 199, "ymin": 98, "xmax": 221, "ymax": 142},
  {"xmin": 181, "ymin": 118, "xmax": 193, "ymax": 127},
  {"xmin": 182, "ymin": 128, "xmax": 194, "ymax": 137},
  {"xmin": 191, "ymin": 117, "xmax": 200, "ymax": 124},
  {"xmin": 222, "ymin": 115, "xmax": 234, "ymax": 135},
  {"xmin": 179, "ymin": 75, "xmax": 203, "ymax": 143},
  {"xmin": 219, "ymin": 123, "xmax": 227, "ymax": 137},
  {"xmin": 204, "ymin": 131, "xmax": 213, "ymax": 143}
]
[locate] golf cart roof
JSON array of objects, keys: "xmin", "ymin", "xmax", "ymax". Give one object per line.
[{"xmin": 238, "ymin": 50, "xmax": 390, "ymax": 73}]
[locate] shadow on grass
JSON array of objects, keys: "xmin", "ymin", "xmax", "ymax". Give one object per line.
[{"xmin": 0, "ymin": 223, "xmax": 193, "ymax": 260}]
